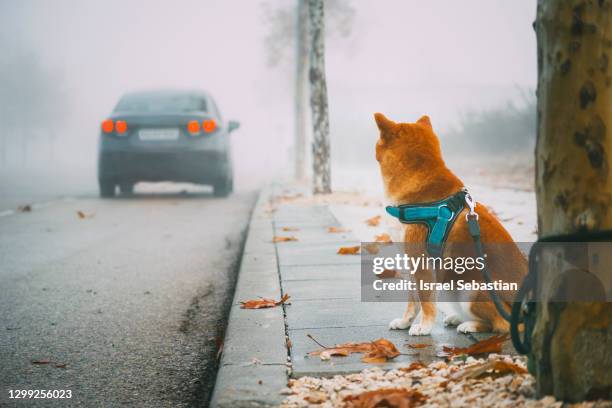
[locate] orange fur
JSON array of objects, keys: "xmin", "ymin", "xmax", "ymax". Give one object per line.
[{"xmin": 374, "ymin": 113, "xmax": 527, "ymax": 335}]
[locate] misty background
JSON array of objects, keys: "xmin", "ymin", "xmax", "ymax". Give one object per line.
[{"xmin": 0, "ymin": 0, "xmax": 537, "ymax": 206}]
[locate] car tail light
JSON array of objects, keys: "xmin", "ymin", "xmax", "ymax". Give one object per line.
[
  {"xmin": 115, "ymin": 120, "xmax": 128, "ymax": 134},
  {"xmin": 187, "ymin": 120, "xmax": 201, "ymax": 135},
  {"xmin": 102, "ymin": 119, "xmax": 114, "ymax": 133},
  {"xmin": 202, "ymin": 119, "xmax": 216, "ymax": 133}
]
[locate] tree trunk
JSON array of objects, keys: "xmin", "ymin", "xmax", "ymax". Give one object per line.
[
  {"xmin": 295, "ymin": 0, "xmax": 309, "ymax": 181},
  {"xmin": 534, "ymin": 0, "xmax": 612, "ymax": 401},
  {"xmin": 308, "ymin": 0, "xmax": 331, "ymax": 194}
]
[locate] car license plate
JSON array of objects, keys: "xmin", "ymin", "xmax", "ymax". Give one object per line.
[{"xmin": 138, "ymin": 129, "xmax": 179, "ymax": 141}]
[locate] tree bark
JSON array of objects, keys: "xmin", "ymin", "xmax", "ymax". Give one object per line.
[
  {"xmin": 295, "ymin": 0, "xmax": 309, "ymax": 181},
  {"xmin": 308, "ymin": 0, "xmax": 331, "ymax": 194},
  {"xmin": 534, "ymin": 0, "xmax": 612, "ymax": 401}
]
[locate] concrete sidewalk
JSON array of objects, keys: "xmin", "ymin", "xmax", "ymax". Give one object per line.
[{"xmin": 210, "ymin": 184, "xmax": 522, "ymax": 407}]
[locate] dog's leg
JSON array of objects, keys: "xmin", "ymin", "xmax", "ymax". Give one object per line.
[
  {"xmin": 457, "ymin": 300, "xmax": 507, "ymax": 334},
  {"xmin": 408, "ymin": 268, "xmax": 436, "ymax": 336},
  {"xmin": 389, "ymin": 297, "xmax": 419, "ymax": 330}
]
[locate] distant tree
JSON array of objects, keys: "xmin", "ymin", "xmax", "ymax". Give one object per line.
[
  {"xmin": 262, "ymin": 0, "xmax": 354, "ymax": 182},
  {"xmin": 308, "ymin": 0, "xmax": 331, "ymax": 193},
  {"xmin": 444, "ymin": 90, "xmax": 536, "ymax": 155},
  {"xmin": 0, "ymin": 42, "xmax": 64, "ymax": 166}
]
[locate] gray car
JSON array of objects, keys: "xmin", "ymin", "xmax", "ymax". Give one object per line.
[{"xmin": 97, "ymin": 89, "xmax": 239, "ymax": 197}]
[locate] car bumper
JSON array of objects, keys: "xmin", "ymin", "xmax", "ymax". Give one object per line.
[{"xmin": 98, "ymin": 150, "xmax": 228, "ymax": 184}]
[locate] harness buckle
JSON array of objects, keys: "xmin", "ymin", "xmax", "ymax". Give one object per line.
[{"xmin": 463, "ymin": 188, "xmax": 478, "ymax": 220}]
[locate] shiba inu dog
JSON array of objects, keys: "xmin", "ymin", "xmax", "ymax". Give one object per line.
[{"xmin": 374, "ymin": 113, "xmax": 527, "ymax": 336}]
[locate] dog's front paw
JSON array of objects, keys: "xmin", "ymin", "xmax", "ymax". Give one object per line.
[
  {"xmin": 389, "ymin": 317, "xmax": 412, "ymax": 330},
  {"xmin": 457, "ymin": 321, "xmax": 490, "ymax": 334},
  {"xmin": 443, "ymin": 314, "xmax": 462, "ymax": 327},
  {"xmin": 408, "ymin": 322, "xmax": 433, "ymax": 336}
]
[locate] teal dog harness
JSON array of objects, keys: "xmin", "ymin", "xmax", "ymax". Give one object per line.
[{"xmin": 385, "ymin": 189, "xmax": 470, "ymax": 257}]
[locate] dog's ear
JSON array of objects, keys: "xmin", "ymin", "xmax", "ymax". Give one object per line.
[
  {"xmin": 416, "ymin": 115, "xmax": 432, "ymax": 129},
  {"xmin": 374, "ymin": 113, "xmax": 396, "ymax": 133}
]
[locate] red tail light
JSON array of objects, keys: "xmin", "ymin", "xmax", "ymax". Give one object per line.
[
  {"xmin": 202, "ymin": 119, "xmax": 216, "ymax": 133},
  {"xmin": 115, "ymin": 120, "xmax": 128, "ymax": 134},
  {"xmin": 101, "ymin": 119, "xmax": 114, "ymax": 133},
  {"xmin": 187, "ymin": 120, "xmax": 201, "ymax": 135}
]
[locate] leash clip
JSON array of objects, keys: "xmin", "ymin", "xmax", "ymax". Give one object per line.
[{"xmin": 463, "ymin": 188, "xmax": 478, "ymax": 220}]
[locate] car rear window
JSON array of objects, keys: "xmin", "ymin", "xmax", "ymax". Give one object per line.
[{"xmin": 115, "ymin": 93, "xmax": 207, "ymax": 113}]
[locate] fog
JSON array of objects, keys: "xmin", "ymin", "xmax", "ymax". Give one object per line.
[{"xmin": 0, "ymin": 0, "xmax": 536, "ymax": 203}]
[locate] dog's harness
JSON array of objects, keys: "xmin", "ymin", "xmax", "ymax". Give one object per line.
[
  {"xmin": 385, "ymin": 188, "xmax": 472, "ymax": 257},
  {"xmin": 385, "ymin": 188, "xmax": 534, "ymax": 354}
]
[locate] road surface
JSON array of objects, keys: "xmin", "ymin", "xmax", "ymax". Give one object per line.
[{"xmin": 0, "ymin": 185, "xmax": 256, "ymax": 407}]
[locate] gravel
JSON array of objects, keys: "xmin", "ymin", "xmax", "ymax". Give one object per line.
[{"xmin": 280, "ymin": 354, "xmax": 612, "ymax": 408}]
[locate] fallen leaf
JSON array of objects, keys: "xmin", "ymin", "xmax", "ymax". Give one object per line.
[
  {"xmin": 309, "ymin": 337, "xmax": 400, "ymax": 363},
  {"xmin": 337, "ymin": 246, "xmax": 360, "ymax": 255},
  {"xmin": 406, "ymin": 343, "xmax": 430, "ymax": 349},
  {"xmin": 375, "ymin": 233, "xmax": 392, "ymax": 243},
  {"xmin": 363, "ymin": 243, "xmax": 380, "ymax": 254},
  {"xmin": 17, "ymin": 205, "xmax": 32, "ymax": 213},
  {"xmin": 378, "ymin": 269, "xmax": 399, "ymax": 278},
  {"xmin": 451, "ymin": 360, "xmax": 527, "ymax": 380},
  {"xmin": 440, "ymin": 334, "xmax": 509, "ymax": 359},
  {"xmin": 55, "ymin": 363, "xmax": 67, "ymax": 369},
  {"xmin": 240, "ymin": 293, "xmax": 290, "ymax": 309},
  {"xmin": 399, "ymin": 362, "xmax": 426, "ymax": 372},
  {"xmin": 344, "ymin": 387, "xmax": 426, "ymax": 408},
  {"xmin": 31, "ymin": 359, "xmax": 51, "ymax": 365},
  {"xmin": 304, "ymin": 390, "xmax": 328, "ymax": 404},
  {"xmin": 362, "ymin": 338, "xmax": 401, "ymax": 363},
  {"xmin": 77, "ymin": 211, "xmax": 95, "ymax": 219},
  {"xmin": 281, "ymin": 227, "xmax": 299, "ymax": 232},
  {"xmin": 327, "ymin": 226, "xmax": 350, "ymax": 233},
  {"xmin": 272, "ymin": 236, "xmax": 298, "ymax": 243},
  {"xmin": 365, "ymin": 215, "xmax": 381, "ymax": 226}
]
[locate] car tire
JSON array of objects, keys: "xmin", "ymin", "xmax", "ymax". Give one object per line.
[
  {"xmin": 119, "ymin": 182, "xmax": 134, "ymax": 195},
  {"xmin": 213, "ymin": 175, "xmax": 232, "ymax": 197},
  {"xmin": 99, "ymin": 180, "xmax": 116, "ymax": 198}
]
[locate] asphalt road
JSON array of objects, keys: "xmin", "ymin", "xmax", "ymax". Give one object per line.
[{"xmin": 0, "ymin": 186, "xmax": 256, "ymax": 407}]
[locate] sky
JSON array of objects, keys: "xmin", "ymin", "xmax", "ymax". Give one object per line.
[{"xmin": 0, "ymin": 0, "xmax": 537, "ymax": 189}]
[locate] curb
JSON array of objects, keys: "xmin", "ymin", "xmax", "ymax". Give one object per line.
[{"xmin": 210, "ymin": 187, "xmax": 288, "ymax": 408}]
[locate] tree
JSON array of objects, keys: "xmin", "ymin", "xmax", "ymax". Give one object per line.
[
  {"xmin": 308, "ymin": 0, "xmax": 331, "ymax": 194},
  {"xmin": 533, "ymin": 0, "xmax": 612, "ymax": 401},
  {"xmin": 262, "ymin": 0, "xmax": 354, "ymax": 183}
]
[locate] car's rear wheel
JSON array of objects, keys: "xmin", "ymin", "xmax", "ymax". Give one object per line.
[
  {"xmin": 213, "ymin": 175, "xmax": 232, "ymax": 197},
  {"xmin": 119, "ymin": 182, "xmax": 134, "ymax": 195},
  {"xmin": 99, "ymin": 180, "xmax": 116, "ymax": 198}
]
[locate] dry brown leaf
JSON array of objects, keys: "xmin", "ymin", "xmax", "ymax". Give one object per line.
[
  {"xmin": 17, "ymin": 205, "xmax": 32, "ymax": 213},
  {"xmin": 344, "ymin": 387, "xmax": 426, "ymax": 408},
  {"xmin": 337, "ymin": 246, "xmax": 360, "ymax": 255},
  {"xmin": 77, "ymin": 211, "xmax": 95, "ymax": 219},
  {"xmin": 240, "ymin": 293, "xmax": 290, "ymax": 309},
  {"xmin": 440, "ymin": 334, "xmax": 509, "ymax": 359},
  {"xmin": 31, "ymin": 359, "xmax": 51, "ymax": 365},
  {"xmin": 309, "ymin": 338, "xmax": 400, "ymax": 363},
  {"xmin": 451, "ymin": 360, "xmax": 527, "ymax": 380},
  {"xmin": 399, "ymin": 362, "xmax": 426, "ymax": 372},
  {"xmin": 365, "ymin": 215, "xmax": 381, "ymax": 226},
  {"xmin": 363, "ymin": 243, "xmax": 380, "ymax": 254},
  {"xmin": 374, "ymin": 233, "xmax": 392, "ymax": 243},
  {"xmin": 362, "ymin": 338, "xmax": 401, "ymax": 363},
  {"xmin": 378, "ymin": 269, "xmax": 399, "ymax": 278},
  {"xmin": 406, "ymin": 343, "xmax": 430, "ymax": 349},
  {"xmin": 304, "ymin": 390, "xmax": 328, "ymax": 404},
  {"xmin": 272, "ymin": 236, "xmax": 298, "ymax": 243},
  {"xmin": 281, "ymin": 227, "xmax": 299, "ymax": 232},
  {"xmin": 327, "ymin": 226, "xmax": 350, "ymax": 233}
]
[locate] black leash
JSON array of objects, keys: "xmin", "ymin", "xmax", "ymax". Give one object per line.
[{"xmin": 463, "ymin": 191, "xmax": 534, "ymax": 354}]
